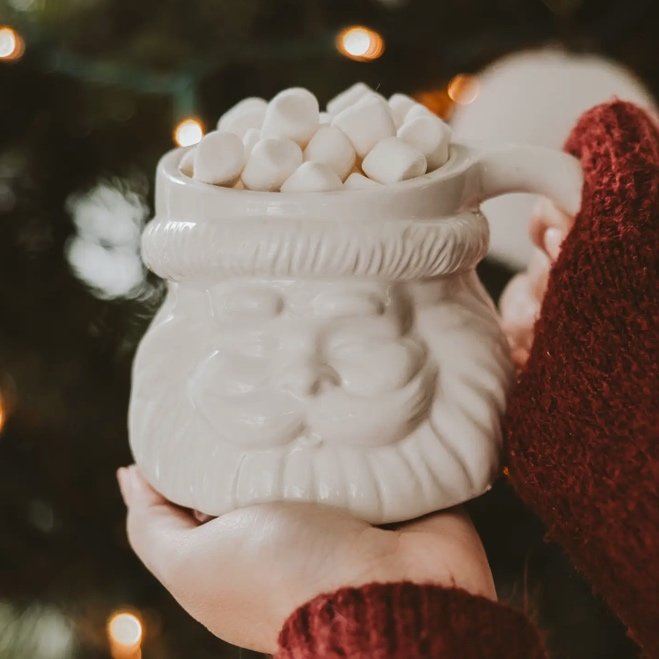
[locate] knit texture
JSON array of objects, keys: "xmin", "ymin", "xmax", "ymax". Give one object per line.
[
  {"xmin": 276, "ymin": 583, "xmax": 546, "ymax": 659},
  {"xmin": 506, "ymin": 101, "xmax": 659, "ymax": 655}
]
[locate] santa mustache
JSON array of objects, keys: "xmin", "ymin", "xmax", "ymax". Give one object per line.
[
  {"xmin": 203, "ymin": 390, "xmax": 305, "ymax": 449},
  {"xmin": 210, "ymin": 362, "xmax": 436, "ymax": 449}
]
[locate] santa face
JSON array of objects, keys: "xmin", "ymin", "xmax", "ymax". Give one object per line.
[
  {"xmin": 188, "ymin": 279, "xmax": 436, "ymax": 451},
  {"xmin": 129, "ymin": 273, "xmax": 512, "ymax": 523}
]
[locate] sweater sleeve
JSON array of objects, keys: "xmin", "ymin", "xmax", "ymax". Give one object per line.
[
  {"xmin": 505, "ymin": 101, "xmax": 659, "ymax": 656},
  {"xmin": 276, "ymin": 582, "xmax": 547, "ymax": 659}
]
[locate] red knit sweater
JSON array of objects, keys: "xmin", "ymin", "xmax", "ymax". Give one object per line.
[{"xmin": 275, "ymin": 101, "xmax": 659, "ymax": 659}]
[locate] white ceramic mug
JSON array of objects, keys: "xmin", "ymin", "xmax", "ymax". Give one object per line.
[{"xmin": 129, "ymin": 142, "xmax": 581, "ymax": 524}]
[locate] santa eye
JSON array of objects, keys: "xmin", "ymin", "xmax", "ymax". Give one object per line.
[
  {"xmin": 325, "ymin": 315, "xmax": 402, "ymax": 343},
  {"xmin": 313, "ymin": 293, "xmax": 384, "ymax": 318},
  {"xmin": 213, "ymin": 288, "xmax": 284, "ymax": 318},
  {"xmin": 213, "ymin": 328, "xmax": 279, "ymax": 357}
]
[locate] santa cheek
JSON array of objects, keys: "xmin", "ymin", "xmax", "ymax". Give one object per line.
[
  {"xmin": 331, "ymin": 340, "xmax": 422, "ymax": 395},
  {"xmin": 192, "ymin": 350, "xmax": 275, "ymax": 395}
]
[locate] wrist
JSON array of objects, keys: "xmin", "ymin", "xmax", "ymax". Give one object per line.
[{"xmin": 347, "ymin": 525, "xmax": 496, "ymax": 602}]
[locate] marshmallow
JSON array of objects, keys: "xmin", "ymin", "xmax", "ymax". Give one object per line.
[
  {"xmin": 179, "ymin": 147, "xmax": 196, "ymax": 176},
  {"xmin": 397, "ymin": 114, "xmax": 451, "ymax": 170},
  {"xmin": 404, "ymin": 103, "xmax": 436, "ymax": 122},
  {"xmin": 388, "ymin": 93, "xmax": 416, "ymax": 127},
  {"xmin": 319, "ymin": 111, "xmax": 332, "ymax": 125},
  {"xmin": 355, "ymin": 90, "xmax": 388, "ymax": 107},
  {"xmin": 261, "ymin": 87, "xmax": 319, "ymax": 146},
  {"xmin": 332, "ymin": 96, "xmax": 396, "ymax": 158},
  {"xmin": 361, "ymin": 137, "xmax": 427, "ymax": 184},
  {"xmin": 303, "ymin": 126, "xmax": 356, "ymax": 181},
  {"xmin": 193, "ymin": 131, "xmax": 245, "ymax": 186},
  {"xmin": 241, "ymin": 137, "xmax": 303, "ymax": 191},
  {"xmin": 343, "ymin": 172, "xmax": 382, "ymax": 189},
  {"xmin": 280, "ymin": 161, "xmax": 343, "ymax": 192},
  {"xmin": 217, "ymin": 97, "xmax": 267, "ymax": 137},
  {"xmin": 242, "ymin": 127, "xmax": 261, "ymax": 155},
  {"xmin": 326, "ymin": 82, "xmax": 372, "ymax": 115}
]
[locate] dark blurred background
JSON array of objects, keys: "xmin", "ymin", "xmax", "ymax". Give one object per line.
[{"xmin": 0, "ymin": 1, "xmax": 656, "ymax": 657}]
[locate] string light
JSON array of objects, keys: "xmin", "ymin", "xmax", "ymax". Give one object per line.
[
  {"xmin": 0, "ymin": 26, "xmax": 25, "ymax": 62},
  {"xmin": 107, "ymin": 611, "xmax": 143, "ymax": 659},
  {"xmin": 8, "ymin": 0, "xmax": 38, "ymax": 9},
  {"xmin": 173, "ymin": 117, "xmax": 204, "ymax": 147},
  {"xmin": 447, "ymin": 74, "xmax": 479, "ymax": 105},
  {"xmin": 336, "ymin": 26, "xmax": 385, "ymax": 62}
]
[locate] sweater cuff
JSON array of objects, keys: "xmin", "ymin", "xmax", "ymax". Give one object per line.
[{"xmin": 276, "ymin": 582, "xmax": 547, "ymax": 659}]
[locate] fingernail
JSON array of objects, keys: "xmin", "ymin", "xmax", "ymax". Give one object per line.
[
  {"xmin": 116, "ymin": 467, "xmax": 132, "ymax": 505},
  {"xmin": 511, "ymin": 346, "xmax": 530, "ymax": 369},
  {"xmin": 544, "ymin": 228, "xmax": 564, "ymax": 261}
]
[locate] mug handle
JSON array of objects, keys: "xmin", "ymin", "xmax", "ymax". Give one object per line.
[{"xmin": 467, "ymin": 143, "xmax": 583, "ymax": 216}]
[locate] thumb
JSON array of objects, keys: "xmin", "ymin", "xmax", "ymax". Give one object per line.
[{"xmin": 117, "ymin": 465, "xmax": 197, "ymax": 580}]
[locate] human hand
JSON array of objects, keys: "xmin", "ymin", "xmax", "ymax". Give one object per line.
[
  {"xmin": 500, "ymin": 198, "xmax": 575, "ymax": 367},
  {"xmin": 117, "ymin": 465, "xmax": 495, "ymax": 654}
]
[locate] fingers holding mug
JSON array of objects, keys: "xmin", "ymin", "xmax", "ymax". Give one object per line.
[{"xmin": 529, "ymin": 197, "xmax": 574, "ymax": 262}]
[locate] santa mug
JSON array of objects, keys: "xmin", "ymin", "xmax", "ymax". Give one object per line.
[{"xmin": 128, "ymin": 142, "xmax": 581, "ymax": 524}]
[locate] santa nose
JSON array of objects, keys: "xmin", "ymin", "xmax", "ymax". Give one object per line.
[{"xmin": 281, "ymin": 359, "xmax": 339, "ymax": 397}]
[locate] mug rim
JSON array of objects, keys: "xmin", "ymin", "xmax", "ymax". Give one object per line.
[{"xmin": 155, "ymin": 143, "xmax": 478, "ymax": 224}]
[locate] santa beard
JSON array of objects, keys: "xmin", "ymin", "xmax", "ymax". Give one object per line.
[{"xmin": 129, "ymin": 274, "xmax": 512, "ymax": 524}]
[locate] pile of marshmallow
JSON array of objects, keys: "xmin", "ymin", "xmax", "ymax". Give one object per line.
[{"xmin": 179, "ymin": 82, "xmax": 452, "ymax": 192}]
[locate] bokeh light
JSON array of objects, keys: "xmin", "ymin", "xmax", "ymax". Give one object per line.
[
  {"xmin": 0, "ymin": 391, "xmax": 6, "ymax": 434},
  {"xmin": 336, "ymin": 26, "xmax": 385, "ymax": 62},
  {"xmin": 413, "ymin": 89, "xmax": 453, "ymax": 120},
  {"xmin": 0, "ymin": 26, "xmax": 25, "ymax": 62},
  {"xmin": 173, "ymin": 117, "xmax": 204, "ymax": 146},
  {"xmin": 0, "ymin": 374, "xmax": 16, "ymax": 436},
  {"xmin": 107, "ymin": 611, "xmax": 143, "ymax": 658},
  {"xmin": 447, "ymin": 74, "xmax": 480, "ymax": 105}
]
